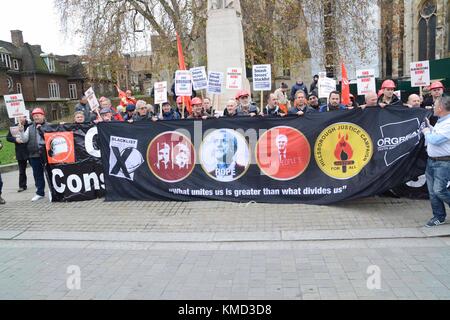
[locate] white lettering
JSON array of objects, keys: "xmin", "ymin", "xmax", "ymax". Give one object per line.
[
  {"xmin": 52, "ymin": 169, "xmax": 66, "ymax": 194},
  {"xmin": 85, "ymin": 127, "xmax": 101, "ymax": 158}
]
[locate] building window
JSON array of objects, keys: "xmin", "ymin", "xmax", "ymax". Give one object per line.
[
  {"xmin": 69, "ymin": 83, "xmax": 77, "ymax": 99},
  {"xmin": 131, "ymin": 74, "xmax": 139, "ymax": 84},
  {"xmin": 43, "ymin": 56, "xmax": 56, "ymax": 72},
  {"xmin": 418, "ymin": 1, "xmax": 437, "ymax": 61},
  {"xmin": 0, "ymin": 53, "xmax": 12, "ymax": 68},
  {"xmin": 16, "ymin": 83, "xmax": 22, "ymax": 94},
  {"xmin": 13, "ymin": 59, "xmax": 19, "ymax": 70},
  {"xmin": 48, "ymin": 82, "xmax": 60, "ymax": 98}
]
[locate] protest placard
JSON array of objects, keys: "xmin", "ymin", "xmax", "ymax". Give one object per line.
[
  {"xmin": 410, "ymin": 61, "xmax": 430, "ymax": 87},
  {"xmin": 190, "ymin": 67, "xmax": 208, "ymax": 91},
  {"xmin": 356, "ymin": 69, "xmax": 376, "ymax": 95},
  {"xmin": 318, "ymin": 77, "xmax": 336, "ymax": 99},
  {"xmin": 4, "ymin": 94, "xmax": 27, "ymax": 118},
  {"xmin": 252, "ymin": 65, "xmax": 271, "ymax": 91},
  {"xmin": 84, "ymin": 87, "xmax": 99, "ymax": 111},
  {"xmin": 226, "ymin": 68, "xmax": 243, "ymax": 90},
  {"xmin": 207, "ymin": 71, "xmax": 223, "ymax": 95},
  {"xmin": 175, "ymin": 70, "xmax": 193, "ymax": 96},
  {"xmin": 154, "ymin": 81, "xmax": 168, "ymax": 105}
]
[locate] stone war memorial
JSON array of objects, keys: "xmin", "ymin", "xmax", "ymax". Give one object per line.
[{"xmin": 206, "ymin": 0, "xmax": 250, "ymax": 109}]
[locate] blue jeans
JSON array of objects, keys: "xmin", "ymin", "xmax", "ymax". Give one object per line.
[
  {"xmin": 426, "ymin": 159, "xmax": 450, "ymax": 220},
  {"xmin": 29, "ymin": 157, "xmax": 45, "ymax": 197}
]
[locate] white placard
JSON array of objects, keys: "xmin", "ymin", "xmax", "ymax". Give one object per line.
[
  {"xmin": 318, "ymin": 77, "xmax": 336, "ymax": 99},
  {"xmin": 318, "ymin": 72, "xmax": 327, "ymax": 79},
  {"xmin": 4, "ymin": 94, "xmax": 27, "ymax": 118},
  {"xmin": 84, "ymin": 87, "xmax": 99, "ymax": 111},
  {"xmin": 356, "ymin": 69, "xmax": 376, "ymax": 95},
  {"xmin": 9, "ymin": 126, "xmax": 20, "ymax": 138},
  {"xmin": 190, "ymin": 66, "xmax": 208, "ymax": 91},
  {"xmin": 14, "ymin": 109, "xmax": 30, "ymax": 124},
  {"xmin": 207, "ymin": 71, "xmax": 223, "ymax": 95},
  {"xmin": 226, "ymin": 68, "xmax": 243, "ymax": 90},
  {"xmin": 252, "ymin": 64, "xmax": 271, "ymax": 91},
  {"xmin": 154, "ymin": 81, "xmax": 168, "ymax": 105},
  {"xmin": 175, "ymin": 70, "xmax": 193, "ymax": 96},
  {"xmin": 410, "ymin": 60, "xmax": 430, "ymax": 87}
]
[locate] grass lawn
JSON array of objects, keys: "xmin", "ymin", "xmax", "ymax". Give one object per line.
[{"xmin": 0, "ymin": 130, "xmax": 16, "ymax": 165}]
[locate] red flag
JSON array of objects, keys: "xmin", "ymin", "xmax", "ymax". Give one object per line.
[
  {"xmin": 115, "ymin": 84, "xmax": 128, "ymax": 107},
  {"xmin": 341, "ymin": 62, "xmax": 350, "ymax": 106},
  {"xmin": 176, "ymin": 32, "xmax": 186, "ymax": 71},
  {"xmin": 176, "ymin": 32, "xmax": 192, "ymax": 115}
]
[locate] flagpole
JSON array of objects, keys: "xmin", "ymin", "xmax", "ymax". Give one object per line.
[
  {"xmin": 182, "ymin": 98, "xmax": 185, "ymax": 119},
  {"xmin": 260, "ymin": 91, "xmax": 263, "ymax": 113},
  {"xmin": 160, "ymin": 103, "xmax": 162, "ymax": 117}
]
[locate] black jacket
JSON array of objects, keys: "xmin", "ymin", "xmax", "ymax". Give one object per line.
[
  {"xmin": 288, "ymin": 105, "xmax": 317, "ymax": 115},
  {"xmin": 263, "ymin": 105, "xmax": 283, "ymax": 116},
  {"xmin": 377, "ymin": 94, "xmax": 403, "ymax": 107},
  {"xmin": 6, "ymin": 121, "xmax": 30, "ymax": 161}
]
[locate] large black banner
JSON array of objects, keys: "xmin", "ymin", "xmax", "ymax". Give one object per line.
[
  {"xmin": 97, "ymin": 107, "xmax": 431, "ymax": 204},
  {"xmin": 41, "ymin": 123, "xmax": 105, "ymax": 202}
]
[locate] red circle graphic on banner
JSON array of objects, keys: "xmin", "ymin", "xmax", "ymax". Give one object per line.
[
  {"xmin": 147, "ymin": 131, "xmax": 196, "ymax": 183},
  {"xmin": 44, "ymin": 131, "xmax": 75, "ymax": 164},
  {"xmin": 256, "ymin": 126, "xmax": 311, "ymax": 181}
]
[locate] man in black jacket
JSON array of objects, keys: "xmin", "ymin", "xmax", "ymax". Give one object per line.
[
  {"xmin": 7, "ymin": 115, "xmax": 30, "ymax": 192},
  {"xmin": 377, "ymin": 80, "xmax": 403, "ymax": 108},
  {"xmin": 289, "ymin": 91, "xmax": 317, "ymax": 115}
]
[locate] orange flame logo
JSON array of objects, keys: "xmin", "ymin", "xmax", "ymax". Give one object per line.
[{"xmin": 334, "ymin": 133, "xmax": 353, "ymax": 161}]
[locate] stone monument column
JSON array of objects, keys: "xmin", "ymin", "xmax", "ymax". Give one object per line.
[{"xmin": 206, "ymin": 0, "xmax": 250, "ymax": 111}]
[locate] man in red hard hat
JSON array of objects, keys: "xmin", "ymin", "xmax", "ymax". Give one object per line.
[
  {"xmin": 377, "ymin": 79, "xmax": 403, "ymax": 108},
  {"xmin": 423, "ymin": 81, "xmax": 446, "ymax": 109},
  {"xmin": 18, "ymin": 107, "xmax": 49, "ymax": 202},
  {"xmin": 188, "ymin": 97, "xmax": 209, "ymax": 120},
  {"xmin": 235, "ymin": 90, "xmax": 259, "ymax": 116}
]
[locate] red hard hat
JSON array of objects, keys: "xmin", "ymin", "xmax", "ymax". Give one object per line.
[
  {"xmin": 176, "ymin": 96, "xmax": 182, "ymax": 104},
  {"xmin": 31, "ymin": 108, "xmax": 45, "ymax": 116},
  {"xmin": 191, "ymin": 97, "xmax": 202, "ymax": 105},
  {"xmin": 235, "ymin": 90, "xmax": 250, "ymax": 100},
  {"xmin": 381, "ymin": 79, "xmax": 396, "ymax": 89},
  {"xmin": 429, "ymin": 81, "xmax": 445, "ymax": 91}
]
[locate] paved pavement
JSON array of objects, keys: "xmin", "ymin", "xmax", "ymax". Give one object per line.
[{"xmin": 0, "ymin": 168, "xmax": 449, "ymax": 300}]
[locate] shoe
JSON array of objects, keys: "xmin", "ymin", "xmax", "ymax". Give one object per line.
[
  {"xmin": 425, "ymin": 217, "xmax": 446, "ymax": 227},
  {"xmin": 31, "ymin": 195, "xmax": 44, "ymax": 202},
  {"xmin": 0, "ymin": 196, "xmax": 5, "ymax": 205},
  {"xmin": 17, "ymin": 187, "xmax": 27, "ymax": 193}
]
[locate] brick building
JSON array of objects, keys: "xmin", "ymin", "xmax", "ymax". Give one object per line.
[{"xmin": 0, "ymin": 30, "xmax": 86, "ymax": 126}]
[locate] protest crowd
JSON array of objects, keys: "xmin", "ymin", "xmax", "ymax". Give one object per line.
[{"xmin": 1, "ymin": 73, "xmax": 449, "ymax": 228}]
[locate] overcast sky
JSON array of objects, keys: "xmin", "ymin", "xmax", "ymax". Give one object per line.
[{"xmin": 0, "ymin": 0, "xmax": 83, "ymax": 55}]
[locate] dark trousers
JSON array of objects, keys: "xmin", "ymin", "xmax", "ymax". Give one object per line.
[
  {"xmin": 18, "ymin": 159, "xmax": 28, "ymax": 189},
  {"xmin": 29, "ymin": 157, "xmax": 45, "ymax": 196},
  {"xmin": 0, "ymin": 172, "xmax": 3, "ymax": 195}
]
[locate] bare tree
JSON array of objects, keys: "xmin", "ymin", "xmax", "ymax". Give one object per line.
[
  {"xmin": 56, "ymin": 0, "xmax": 378, "ymax": 84},
  {"xmin": 55, "ymin": 0, "xmax": 208, "ymax": 84}
]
